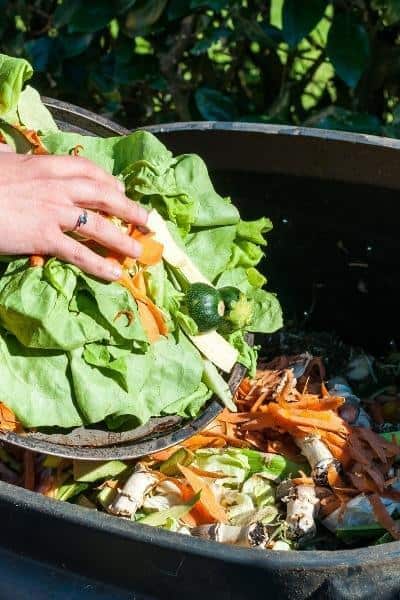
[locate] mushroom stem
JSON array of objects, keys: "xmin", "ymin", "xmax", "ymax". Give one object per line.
[
  {"xmin": 109, "ymin": 463, "xmax": 159, "ymax": 518},
  {"xmin": 190, "ymin": 522, "xmax": 268, "ymax": 548},
  {"xmin": 295, "ymin": 435, "xmax": 339, "ymax": 485},
  {"xmin": 277, "ymin": 480, "xmax": 319, "ymax": 541}
]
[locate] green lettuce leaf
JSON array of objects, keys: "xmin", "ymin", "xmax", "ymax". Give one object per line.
[
  {"xmin": 0, "ymin": 54, "xmax": 33, "ymax": 116},
  {"xmin": 228, "ymin": 330, "xmax": 258, "ymax": 377},
  {"xmin": 174, "ymin": 154, "xmax": 239, "ymax": 227},
  {"xmin": 0, "ymin": 259, "xmax": 147, "ymax": 350},
  {"xmin": 236, "ymin": 217, "xmax": 272, "ymax": 245},
  {"xmin": 217, "ymin": 268, "xmax": 283, "ymax": 333},
  {"xmin": 185, "ymin": 226, "xmax": 237, "ymax": 281},
  {"xmin": 41, "ymin": 130, "xmax": 173, "ymax": 175},
  {"xmin": 0, "ymin": 121, "xmax": 32, "ymax": 152},
  {"xmin": 0, "ymin": 332, "xmax": 81, "ymax": 428},
  {"xmin": 246, "ymin": 288, "xmax": 283, "ymax": 333},
  {"xmin": 0, "ymin": 56, "xmax": 282, "ymax": 430},
  {"xmin": 17, "ymin": 85, "xmax": 57, "ymax": 133}
]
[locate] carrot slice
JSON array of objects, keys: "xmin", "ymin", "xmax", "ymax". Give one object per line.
[
  {"xmin": 188, "ymin": 465, "xmax": 227, "ymax": 479},
  {"xmin": 118, "ymin": 272, "xmax": 168, "ymax": 337},
  {"xmin": 132, "ymin": 270, "xmax": 147, "ymax": 296},
  {"xmin": 151, "ymin": 447, "xmax": 183, "ymax": 462},
  {"xmin": 182, "ymin": 434, "xmax": 219, "ymax": 450},
  {"xmin": 216, "ymin": 410, "xmax": 253, "ymax": 424},
  {"xmin": 0, "ymin": 403, "xmax": 22, "ymax": 432},
  {"xmin": 355, "ymin": 427, "xmax": 388, "ymax": 464},
  {"xmin": 132, "ymin": 231, "xmax": 163, "ymax": 266},
  {"xmin": 15, "ymin": 126, "xmax": 48, "ymax": 155},
  {"xmin": 137, "ymin": 301, "xmax": 160, "ymax": 343},
  {"xmin": 178, "ymin": 464, "xmax": 228, "ymax": 523},
  {"xmin": 30, "ymin": 255, "xmax": 45, "ymax": 267}
]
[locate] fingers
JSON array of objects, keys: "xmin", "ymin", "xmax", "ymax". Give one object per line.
[
  {"xmin": 20, "ymin": 154, "xmax": 123, "ymax": 191},
  {"xmin": 52, "ymin": 235, "xmax": 123, "ymax": 281},
  {"xmin": 60, "ymin": 208, "xmax": 143, "ymax": 259},
  {"xmin": 63, "ymin": 177, "xmax": 148, "ymax": 226},
  {"xmin": 0, "ymin": 144, "xmax": 13, "ymax": 153}
]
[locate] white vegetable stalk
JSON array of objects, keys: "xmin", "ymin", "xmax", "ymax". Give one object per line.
[
  {"xmin": 295, "ymin": 435, "xmax": 338, "ymax": 486},
  {"xmin": 147, "ymin": 209, "xmax": 238, "ymax": 373},
  {"xmin": 147, "ymin": 209, "xmax": 211, "ymax": 285},
  {"xmin": 109, "ymin": 463, "xmax": 159, "ymax": 518},
  {"xmin": 190, "ymin": 522, "xmax": 268, "ymax": 548},
  {"xmin": 277, "ymin": 480, "xmax": 319, "ymax": 541}
]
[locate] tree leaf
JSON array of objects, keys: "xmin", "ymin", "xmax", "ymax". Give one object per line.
[
  {"xmin": 190, "ymin": 0, "xmax": 229, "ymax": 10},
  {"xmin": 59, "ymin": 33, "xmax": 93, "ymax": 59},
  {"xmin": 282, "ymin": 0, "xmax": 327, "ymax": 48},
  {"xmin": 167, "ymin": 0, "xmax": 192, "ymax": 20},
  {"xmin": 68, "ymin": 1, "xmax": 115, "ymax": 33},
  {"xmin": 125, "ymin": 0, "xmax": 167, "ymax": 32},
  {"xmin": 372, "ymin": 0, "xmax": 400, "ymax": 25},
  {"xmin": 24, "ymin": 37, "xmax": 57, "ymax": 72},
  {"xmin": 191, "ymin": 28, "xmax": 230, "ymax": 55},
  {"xmin": 116, "ymin": 0, "xmax": 138, "ymax": 13},
  {"xmin": 327, "ymin": 12, "xmax": 370, "ymax": 88},
  {"xmin": 195, "ymin": 87, "xmax": 238, "ymax": 121},
  {"xmin": 53, "ymin": 0, "xmax": 81, "ymax": 29}
]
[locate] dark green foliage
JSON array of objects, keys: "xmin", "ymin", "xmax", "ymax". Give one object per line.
[{"xmin": 2, "ymin": 1, "xmax": 400, "ymax": 135}]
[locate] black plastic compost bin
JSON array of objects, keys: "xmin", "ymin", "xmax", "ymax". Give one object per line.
[{"xmin": 1, "ymin": 100, "xmax": 400, "ymax": 600}]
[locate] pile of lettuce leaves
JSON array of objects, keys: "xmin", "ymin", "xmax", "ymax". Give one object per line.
[{"xmin": 0, "ymin": 54, "xmax": 282, "ymax": 431}]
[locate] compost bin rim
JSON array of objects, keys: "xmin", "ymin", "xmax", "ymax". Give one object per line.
[
  {"xmin": 43, "ymin": 96, "xmax": 400, "ymax": 150},
  {"xmin": 1, "ymin": 480, "xmax": 399, "ymax": 570},
  {"xmin": 142, "ymin": 119, "xmax": 400, "ymax": 149},
  {"xmin": 27, "ymin": 97, "xmax": 400, "ymax": 565}
]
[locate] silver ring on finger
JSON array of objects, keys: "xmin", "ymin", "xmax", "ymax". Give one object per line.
[{"xmin": 73, "ymin": 209, "xmax": 88, "ymax": 231}]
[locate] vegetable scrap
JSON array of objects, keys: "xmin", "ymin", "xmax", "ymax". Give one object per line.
[
  {"xmin": 0, "ymin": 53, "xmax": 282, "ymax": 432},
  {"xmin": 2, "ymin": 342, "xmax": 400, "ymax": 552}
]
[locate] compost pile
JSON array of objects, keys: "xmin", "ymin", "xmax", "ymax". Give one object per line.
[
  {"xmin": 1, "ymin": 53, "xmax": 400, "ymax": 552},
  {"xmin": 1, "ymin": 338, "xmax": 400, "ymax": 551}
]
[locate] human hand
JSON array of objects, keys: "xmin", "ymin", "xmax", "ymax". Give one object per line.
[{"xmin": 0, "ymin": 152, "xmax": 148, "ymax": 280}]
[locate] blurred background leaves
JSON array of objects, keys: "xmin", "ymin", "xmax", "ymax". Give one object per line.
[{"xmin": 2, "ymin": 0, "xmax": 400, "ymax": 135}]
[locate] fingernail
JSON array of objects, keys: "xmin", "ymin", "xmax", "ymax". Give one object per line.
[
  {"xmin": 131, "ymin": 240, "xmax": 142, "ymax": 257},
  {"xmin": 117, "ymin": 179, "xmax": 125, "ymax": 193},
  {"xmin": 137, "ymin": 205, "xmax": 148, "ymax": 224},
  {"xmin": 109, "ymin": 264, "xmax": 122, "ymax": 280}
]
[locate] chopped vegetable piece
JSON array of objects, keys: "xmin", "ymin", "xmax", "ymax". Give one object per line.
[
  {"xmin": 159, "ymin": 448, "xmax": 194, "ymax": 476},
  {"xmin": 138, "ymin": 492, "xmax": 201, "ymax": 526},
  {"xmin": 202, "ymin": 359, "xmax": 236, "ymax": 411},
  {"xmin": 73, "ymin": 460, "xmax": 128, "ymax": 483},
  {"xmin": 178, "ymin": 464, "xmax": 228, "ymax": 523}
]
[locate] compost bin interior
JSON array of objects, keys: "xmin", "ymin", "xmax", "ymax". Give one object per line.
[{"xmin": 2, "ymin": 112, "xmax": 400, "ymax": 600}]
